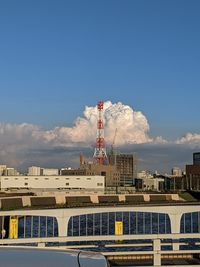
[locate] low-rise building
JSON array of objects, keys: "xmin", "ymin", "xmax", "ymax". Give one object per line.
[
  {"xmin": 28, "ymin": 166, "xmax": 59, "ymax": 176},
  {"xmin": 28, "ymin": 166, "xmax": 41, "ymax": 176},
  {"xmin": 61, "ymin": 164, "xmax": 120, "ymax": 187},
  {"xmin": 4, "ymin": 168, "xmax": 20, "ymax": 176},
  {"xmin": 0, "ymin": 175, "xmax": 105, "ymax": 193},
  {"xmin": 41, "ymin": 168, "xmax": 59, "ymax": 176}
]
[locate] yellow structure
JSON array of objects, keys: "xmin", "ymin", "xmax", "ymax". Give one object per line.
[
  {"xmin": 115, "ymin": 221, "xmax": 123, "ymax": 235},
  {"xmin": 9, "ymin": 216, "xmax": 18, "ymax": 239}
]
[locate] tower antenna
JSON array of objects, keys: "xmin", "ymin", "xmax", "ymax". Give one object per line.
[{"xmin": 93, "ymin": 101, "xmax": 108, "ymax": 165}]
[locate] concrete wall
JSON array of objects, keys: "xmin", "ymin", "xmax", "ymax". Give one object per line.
[{"xmin": 0, "ymin": 175, "xmax": 105, "ymax": 191}]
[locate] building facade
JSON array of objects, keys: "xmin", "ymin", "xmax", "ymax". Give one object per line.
[
  {"xmin": 28, "ymin": 166, "xmax": 59, "ymax": 176},
  {"xmin": 61, "ymin": 164, "xmax": 120, "ymax": 188},
  {"xmin": 109, "ymin": 153, "xmax": 137, "ymax": 186},
  {"xmin": 186, "ymin": 152, "xmax": 200, "ymax": 190},
  {"xmin": 0, "ymin": 175, "xmax": 105, "ymax": 193}
]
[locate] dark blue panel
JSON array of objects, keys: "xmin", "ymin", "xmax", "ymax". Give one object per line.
[
  {"xmin": 80, "ymin": 215, "xmax": 86, "ymax": 236},
  {"xmin": 123, "ymin": 212, "xmax": 129, "ymax": 235}
]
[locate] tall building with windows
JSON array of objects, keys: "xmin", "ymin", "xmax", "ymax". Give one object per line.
[
  {"xmin": 186, "ymin": 152, "xmax": 200, "ymax": 190},
  {"xmin": 193, "ymin": 152, "xmax": 200, "ymax": 165},
  {"xmin": 109, "ymin": 153, "xmax": 137, "ymax": 186}
]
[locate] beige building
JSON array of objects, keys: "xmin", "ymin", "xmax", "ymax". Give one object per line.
[
  {"xmin": 61, "ymin": 163, "xmax": 120, "ymax": 187},
  {"xmin": 0, "ymin": 175, "xmax": 105, "ymax": 193},
  {"xmin": 28, "ymin": 166, "xmax": 41, "ymax": 176},
  {"xmin": 0, "ymin": 165, "xmax": 7, "ymax": 175},
  {"xmin": 28, "ymin": 166, "xmax": 59, "ymax": 176}
]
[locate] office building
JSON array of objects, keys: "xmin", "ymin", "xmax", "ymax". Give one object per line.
[
  {"xmin": 109, "ymin": 153, "xmax": 137, "ymax": 186},
  {"xmin": 186, "ymin": 152, "xmax": 200, "ymax": 190},
  {"xmin": 193, "ymin": 152, "xmax": 200, "ymax": 165}
]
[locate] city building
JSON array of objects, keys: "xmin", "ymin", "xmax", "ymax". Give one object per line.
[
  {"xmin": 28, "ymin": 166, "xmax": 59, "ymax": 176},
  {"xmin": 185, "ymin": 152, "xmax": 200, "ymax": 190},
  {"xmin": 193, "ymin": 152, "xmax": 200, "ymax": 165},
  {"xmin": 4, "ymin": 168, "xmax": 19, "ymax": 176},
  {"xmin": 136, "ymin": 171, "xmax": 164, "ymax": 191},
  {"xmin": 28, "ymin": 166, "xmax": 41, "ymax": 176},
  {"xmin": 109, "ymin": 153, "xmax": 137, "ymax": 186},
  {"xmin": 0, "ymin": 165, "xmax": 19, "ymax": 176},
  {"xmin": 0, "ymin": 165, "xmax": 7, "ymax": 176},
  {"xmin": 41, "ymin": 168, "xmax": 59, "ymax": 176},
  {"xmin": 61, "ymin": 163, "xmax": 120, "ymax": 188},
  {"xmin": 171, "ymin": 167, "xmax": 182, "ymax": 177},
  {"xmin": 0, "ymin": 175, "xmax": 105, "ymax": 193}
]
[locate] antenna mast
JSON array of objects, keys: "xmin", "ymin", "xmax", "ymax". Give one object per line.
[{"xmin": 93, "ymin": 101, "xmax": 108, "ymax": 165}]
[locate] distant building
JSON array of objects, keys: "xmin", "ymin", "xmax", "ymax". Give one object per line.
[
  {"xmin": 138, "ymin": 170, "xmax": 153, "ymax": 179},
  {"xmin": 0, "ymin": 165, "xmax": 7, "ymax": 176},
  {"xmin": 186, "ymin": 152, "xmax": 200, "ymax": 190},
  {"xmin": 109, "ymin": 153, "xmax": 137, "ymax": 186},
  {"xmin": 42, "ymin": 168, "xmax": 59, "ymax": 176},
  {"xmin": 136, "ymin": 170, "xmax": 164, "ymax": 191},
  {"xmin": 28, "ymin": 166, "xmax": 59, "ymax": 176},
  {"xmin": 193, "ymin": 152, "xmax": 200, "ymax": 165},
  {"xmin": 28, "ymin": 166, "xmax": 41, "ymax": 176},
  {"xmin": 4, "ymin": 168, "xmax": 19, "ymax": 176},
  {"xmin": 143, "ymin": 177, "xmax": 164, "ymax": 191},
  {"xmin": 61, "ymin": 164, "xmax": 120, "ymax": 187},
  {"xmin": 0, "ymin": 175, "xmax": 105, "ymax": 193},
  {"xmin": 171, "ymin": 167, "xmax": 182, "ymax": 177}
]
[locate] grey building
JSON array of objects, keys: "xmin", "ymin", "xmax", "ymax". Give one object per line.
[{"xmin": 109, "ymin": 153, "xmax": 137, "ymax": 186}]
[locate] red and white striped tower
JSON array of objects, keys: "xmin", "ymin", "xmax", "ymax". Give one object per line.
[{"xmin": 93, "ymin": 101, "xmax": 108, "ymax": 165}]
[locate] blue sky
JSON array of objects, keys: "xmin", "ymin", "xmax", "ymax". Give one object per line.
[{"xmin": 0, "ymin": 0, "xmax": 200, "ymax": 171}]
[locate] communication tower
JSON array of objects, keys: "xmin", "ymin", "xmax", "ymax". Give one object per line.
[{"xmin": 93, "ymin": 101, "xmax": 108, "ymax": 165}]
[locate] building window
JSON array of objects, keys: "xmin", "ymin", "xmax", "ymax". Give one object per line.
[
  {"xmin": 35, "ymin": 178, "xmax": 38, "ymax": 180},
  {"xmin": 67, "ymin": 211, "xmax": 171, "ymax": 237},
  {"xmin": 180, "ymin": 212, "xmax": 200, "ymax": 233},
  {"xmin": 97, "ymin": 183, "xmax": 103, "ymax": 186},
  {"xmin": 24, "ymin": 178, "xmax": 28, "ymax": 180},
  {"xmin": 87, "ymin": 178, "xmax": 91, "ymax": 180},
  {"xmin": 45, "ymin": 178, "xmax": 49, "ymax": 180},
  {"xmin": 15, "ymin": 178, "xmax": 18, "ymax": 180},
  {"xmin": 76, "ymin": 178, "xmax": 80, "ymax": 180},
  {"xmin": 66, "ymin": 183, "xmax": 69, "ymax": 186},
  {"xmin": 55, "ymin": 178, "xmax": 59, "ymax": 180},
  {"xmin": 65, "ymin": 178, "xmax": 69, "ymax": 180},
  {"xmin": 18, "ymin": 216, "xmax": 58, "ymax": 238},
  {"xmin": 24, "ymin": 183, "xmax": 28, "ymax": 186}
]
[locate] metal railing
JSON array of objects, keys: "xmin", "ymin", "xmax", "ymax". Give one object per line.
[{"xmin": 0, "ymin": 233, "xmax": 200, "ymax": 266}]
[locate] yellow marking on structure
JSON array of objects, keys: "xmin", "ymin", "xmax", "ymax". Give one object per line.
[
  {"xmin": 9, "ymin": 216, "xmax": 18, "ymax": 239},
  {"xmin": 115, "ymin": 221, "xmax": 123, "ymax": 235}
]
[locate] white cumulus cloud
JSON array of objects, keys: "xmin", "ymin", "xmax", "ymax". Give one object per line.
[
  {"xmin": 0, "ymin": 101, "xmax": 200, "ymax": 171},
  {"xmin": 32, "ymin": 101, "xmax": 152, "ymax": 146},
  {"xmin": 176, "ymin": 133, "xmax": 200, "ymax": 147}
]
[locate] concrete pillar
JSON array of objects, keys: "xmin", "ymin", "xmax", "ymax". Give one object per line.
[
  {"xmin": 153, "ymin": 239, "xmax": 161, "ymax": 266},
  {"xmin": 169, "ymin": 213, "xmax": 182, "ymax": 251},
  {"xmin": 169, "ymin": 213, "xmax": 182, "ymax": 234},
  {"xmin": 56, "ymin": 217, "xmax": 69, "ymax": 237},
  {"xmin": 22, "ymin": 196, "xmax": 31, "ymax": 207}
]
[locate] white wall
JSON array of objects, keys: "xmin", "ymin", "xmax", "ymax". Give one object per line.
[{"xmin": 0, "ymin": 175, "xmax": 105, "ymax": 191}]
